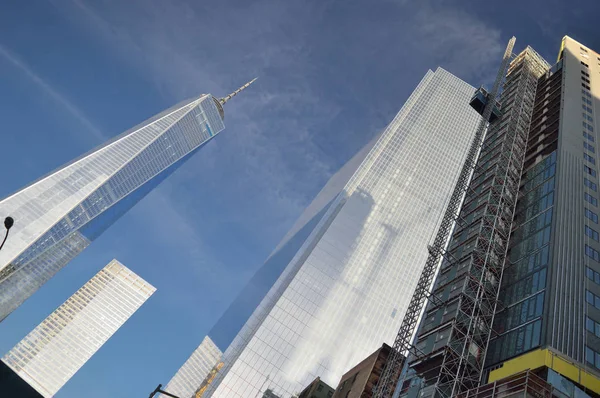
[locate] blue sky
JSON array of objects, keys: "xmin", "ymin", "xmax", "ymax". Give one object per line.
[{"xmin": 0, "ymin": 1, "xmax": 599, "ymax": 397}]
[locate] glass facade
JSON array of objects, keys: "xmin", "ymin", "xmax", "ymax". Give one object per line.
[
  {"xmin": 486, "ymin": 151, "xmax": 556, "ymax": 365},
  {"xmin": 164, "ymin": 336, "xmax": 223, "ymax": 398},
  {"xmin": 0, "ymin": 95, "xmax": 225, "ymax": 321},
  {"xmin": 1, "ymin": 259, "xmax": 155, "ymax": 397},
  {"xmin": 204, "ymin": 68, "xmax": 482, "ymax": 398}
]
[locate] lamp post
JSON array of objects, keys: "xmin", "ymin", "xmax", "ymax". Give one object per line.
[
  {"xmin": 0, "ymin": 216, "xmax": 14, "ymax": 252},
  {"xmin": 149, "ymin": 384, "xmax": 181, "ymax": 398}
]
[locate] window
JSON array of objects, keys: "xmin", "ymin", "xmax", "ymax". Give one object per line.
[
  {"xmin": 586, "ymin": 193, "xmax": 599, "ymax": 206},
  {"xmin": 586, "ymin": 226, "xmax": 600, "ymax": 241},
  {"xmin": 584, "ymin": 83, "xmax": 591, "ymax": 90},
  {"xmin": 586, "ymin": 208, "xmax": 599, "ymax": 223},
  {"xmin": 586, "ymin": 346, "xmax": 600, "ymax": 370},
  {"xmin": 582, "ymin": 47, "xmax": 589, "ymax": 53},
  {"xmin": 585, "ymin": 142, "xmax": 596, "ymax": 153},
  {"xmin": 583, "ymin": 77, "xmax": 591, "ymax": 84},
  {"xmin": 585, "ymin": 153, "xmax": 597, "ymax": 165},
  {"xmin": 585, "ymin": 165, "xmax": 597, "ymax": 177},
  {"xmin": 585, "ymin": 178, "xmax": 598, "ymax": 191},
  {"xmin": 583, "ymin": 70, "xmax": 591, "ymax": 77},
  {"xmin": 584, "ymin": 89, "xmax": 592, "ymax": 97},
  {"xmin": 583, "ymin": 61, "xmax": 590, "ymax": 67},
  {"xmin": 587, "ymin": 317, "xmax": 600, "ymax": 338},
  {"xmin": 587, "ymin": 289, "xmax": 600, "ymax": 308},
  {"xmin": 585, "ymin": 132, "xmax": 596, "ymax": 142},
  {"xmin": 586, "ymin": 245, "xmax": 600, "ymax": 261},
  {"xmin": 586, "ymin": 266, "xmax": 600, "ymax": 285},
  {"xmin": 585, "ymin": 122, "xmax": 595, "ymax": 132}
]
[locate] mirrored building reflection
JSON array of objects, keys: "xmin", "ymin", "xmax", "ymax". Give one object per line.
[
  {"xmin": 164, "ymin": 336, "xmax": 223, "ymax": 398},
  {"xmin": 195, "ymin": 68, "xmax": 482, "ymax": 397},
  {"xmin": 0, "ymin": 80, "xmax": 255, "ymax": 322},
  {"xmin": 1, "ymin": 259, "xmax": 155, "ymax": 397}
]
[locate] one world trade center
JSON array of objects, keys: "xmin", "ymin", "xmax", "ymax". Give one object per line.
[{"xmin": 0, "ymin": 79, "xmax": 256, "ymax": 322}]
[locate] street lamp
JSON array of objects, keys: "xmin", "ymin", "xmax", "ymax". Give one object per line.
[
  {"xmin": 0, "ymin": 216, "xmax": 14, "ymax": 252},
  {"xmin": 149, "ymin": 384, "xmax": 181, "ymax": 398}
]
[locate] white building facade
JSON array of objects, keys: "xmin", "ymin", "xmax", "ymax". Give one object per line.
[
  {"xmin": 1, "ymin": 259, "xmax": 155, "ymax": 397},
  {"xmin": 205, "ymin": 68, "xmax": 483, "ymax": 398}
]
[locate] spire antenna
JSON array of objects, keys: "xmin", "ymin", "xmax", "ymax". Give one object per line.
[{"xmin": 219, "ymin": 78, "xmax": 258, "ymax": 105}]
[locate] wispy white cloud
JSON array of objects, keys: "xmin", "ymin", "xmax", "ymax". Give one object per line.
[
  {"xmin": 47, "ymin": 0, "xmax": 506, "ymax": 250},
  {"xmin": 410, "ymin": 5, "xmax": 504, "ymax": 84},
  {"xmin": 43, "ymin": 0, "xmax": 507, "ymax": 260},
  {"xmin": 50, "ymin": 0, "xmax": 342, "ymax": 239},
  {"xmin": 0, "ymin": 43, "xmax": 106, "ymax": 142}
]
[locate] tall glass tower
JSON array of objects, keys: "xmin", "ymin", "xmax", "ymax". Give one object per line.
[
  {"xmin": 0, "ymin": 79, "xmax": 256, "ymax": 322},
  {"xmin": 188, "ymin": 68, "xmax": 483, "ymax": 398},
  {"xmin": 1, "ymin": 259, "xmax": 155, "ymax": 397},
  {"xmin": 164, "ymin": 336, "xmax": 223, "ymax": 398},
  {"xmin": 388, "ymin": 36, "xmax": 600, "ymax": 398}
]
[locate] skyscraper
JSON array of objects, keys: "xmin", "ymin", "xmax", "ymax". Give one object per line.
[
  {"xmin": 387, "ymin": 36, "xmax": 600, "ymax": 398},
  {"xmin": 191, "ymin": 68, "xmax": 483, "ymax": 398},
  {"xmin": 164, "ymin": 336, "xmax": 223, "ymax": 398},
  {"xmin": 0, "ymin": 79, "xmax": 255, "ymax": 322},
  {"xmin": 1, "ymin": 259, "xmax": 155, "ymax": 397}
]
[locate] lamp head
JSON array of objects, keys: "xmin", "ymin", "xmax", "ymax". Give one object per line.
[{"xmin": 4, "ymin": 217, "xmax": 14, "ymax": 230}]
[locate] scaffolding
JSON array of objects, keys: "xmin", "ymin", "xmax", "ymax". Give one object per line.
[
  {"xmin": 373, "ymin": 37, "xmax": 516, "ymax": 398},
  {"xmin": 376, "ymin": 39, "xmax": 552, "ymax": 398},
  {"xmin": 456, "ymin": 370, "xmax": 567, "ymax": 398},
  {"xmin": 430, "ymin": 45, "xmax": 548, "ymax": 398}
]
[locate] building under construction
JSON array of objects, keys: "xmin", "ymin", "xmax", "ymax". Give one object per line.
[{"xmin": 376, "ymin": 36, "xmax": 600, "ymax": 398}]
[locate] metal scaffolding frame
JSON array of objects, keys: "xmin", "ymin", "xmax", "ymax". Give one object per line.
[
  {"xmin": 373, "ymin": 37, "xmax": 516, "ymax": 398},
  {"xmin": 432, "ymin": 45, "xmax": 547, "ymax": 398},
  {"xmin": 376, "ymin": 39, "xmax": 552, "ymax": 398}
]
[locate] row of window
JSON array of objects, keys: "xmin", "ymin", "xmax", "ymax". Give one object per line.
[
  {"xmin": 582, "ymin": 82, "xmax": 599, "ymax": 278},
  {"xmin": 586, "ymin": 193, "xmax": 599, "ymax": 207},
  {"xmin": 585, "ymin": 165, "xmax": 597, "ymax": 177},
  {"xmin": 585, "ymin": 245, "xmax": 600, "ymax": 262},
  {"xmin": 586, "ymin": 225, "xmax": 600, "ymax": 241},
  {"xmin": 494, "ymin": 292, "xmax": 544, "ymax": 333},
  {"xmin": 586, "ymin": 289, "xmax": 600, "ymax": 308},
  {"xmin": 585, "ymin": 178, "xmax": 598, "ymax": 191},
  {"xmin": 587, "ymin": 267, "xmax": 600, "ymax": 285},
  {"xmin": 487, "ymin": 319, "xmax": 542, "ymax": 365},
  {"xmin": 501, "ymin": 268, "xmax": 547, "ymax": 307},
  {"xmin": 585, "ymin": 132, "xmax": 596, "ymax": 143},
  {"xmin": 504, "ymin": 246, "xmax": 550, "ymax": 287},
  {"xmin": 586, "ymin": 346, "xmax": 600, "ymax": 370},
  {"xmin": 587, "ymin": 317, "xmax": 600, "ymax": 338},
  {"xmin": 585, "ymin": 153, "xmax": 596, "ymax": 165},
  {"xmin": 585, "ymin": 142, "xmax": 596, "ymax": 154}
]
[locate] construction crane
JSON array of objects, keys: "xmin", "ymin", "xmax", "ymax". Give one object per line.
[{"xmin": 373, "ymin": 37, "xmax": 516, "ymax": 398}]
